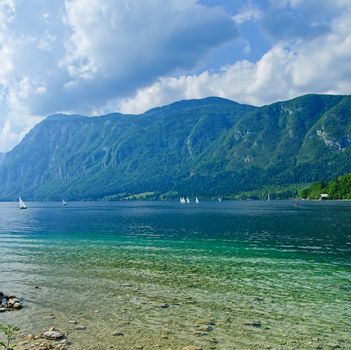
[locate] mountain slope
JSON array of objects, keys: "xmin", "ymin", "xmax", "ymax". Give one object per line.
[{"xmin": 0, "ymin": 95, "xmax": 350, "ymax": 200}]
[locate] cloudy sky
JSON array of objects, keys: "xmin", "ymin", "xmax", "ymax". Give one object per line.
[{"xmin": 0, "ymin": 0, "xmax": 351, "ymax": 152}]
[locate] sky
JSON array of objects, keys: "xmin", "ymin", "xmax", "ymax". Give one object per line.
[{"xmin": 0, "ymin": 0, "xmax": 351, "ymax": 152}]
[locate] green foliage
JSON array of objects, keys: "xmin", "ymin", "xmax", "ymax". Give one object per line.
[
  {"xmin": 299, "ymin": 173, "xmax": 351, "ymax": 199},
  {"xmin": 0, "ymin": 324, "xmax": 20, "ymax": 350},
  {"xmin": 0, "ymin": 94, "xmax": 351, "ymax": 200}
]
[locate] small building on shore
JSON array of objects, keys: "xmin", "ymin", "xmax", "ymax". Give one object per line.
[{"xmin": 320, "ymin": 193, "xmax": 329, "ymax": 200}]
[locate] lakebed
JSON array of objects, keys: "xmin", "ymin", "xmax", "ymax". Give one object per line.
[{"xmin": 1, "ymin": 201, "xmax": 350, "ymax": 349}]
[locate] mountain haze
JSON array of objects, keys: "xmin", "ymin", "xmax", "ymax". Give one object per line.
[{"xmin": 0, "ymin": 95, "xmax": 350, "ymax": 200}]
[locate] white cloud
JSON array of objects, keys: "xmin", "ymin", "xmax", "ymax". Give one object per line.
[
  {"xmin": 0, "ymin": 0, "xmax": 351, "ymax": 153},
  {"xmin": 0, "ymin": 0, "xmax": 237, "ymax": 151},
  {"xmin": 233, "ymin": 5, "xmax": 262, "ymax": 24},
  {"xmin": 118, "ymin": 10, "xmax": 351, "ymax": 113}
]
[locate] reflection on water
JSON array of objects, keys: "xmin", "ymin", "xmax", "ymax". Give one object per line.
[{"xmin": 0, "ymin": 201, "xmax": 350, "ymax": 349}]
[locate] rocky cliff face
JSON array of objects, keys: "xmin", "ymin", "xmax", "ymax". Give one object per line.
[{"xmin": 0, "ymin": 95, "xmax": 350, "ymax": 200}]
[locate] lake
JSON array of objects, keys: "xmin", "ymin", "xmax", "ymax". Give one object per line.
[{"xmin": 1, "ymin": 201, "xmax": 350, "ymax": 349}]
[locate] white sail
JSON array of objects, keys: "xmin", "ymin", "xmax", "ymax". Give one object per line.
[
  {"xmin": 218, "ymin": 197, "xmax": 222, "ymax": 202},
  {"xmin": 180, "ymin": 197, "xmax": 186, "ymax": 204},
  {"xmin": 195, "ymin": 197, "xmax": 199, "ymax": 204},
  {"xmin": 186, "ymin": 197, "xmax": 190, "ymax": 204},
  {"xmin": 19, "ymin": 197, "xmax": 27, "ymax": 209},
  {"xmin": 268, "ymin": 193, "xmax": 271, "ymax": 201},
  {"xmin": 62, "ymin": 199, "xmax": 67, "ymax": 206}
]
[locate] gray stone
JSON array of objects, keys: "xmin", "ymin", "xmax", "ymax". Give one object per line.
[
  {"xmin": 43, "ymin": 330, "xmax": 64, "ymax": 340},
  {"xmin": 13, "ymin": 302, "xmax": 22, "ymax": 309},
  {"xmin": 112, "ymin": 332, "xmax": 124, "ymax": 337},
  {"xmin": 74, "ymin": 325, "xmax": 87, "ymax": 330}
]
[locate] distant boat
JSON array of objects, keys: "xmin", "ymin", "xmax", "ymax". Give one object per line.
[
  {"xmin": 195, "ymin": 197, "xmax": 199, "ymax": 204},
  {"xmin": 62, "ymin": 199, "xmax": 67, "ymax": 206},
  {"xmin": 218, "ymin": 197, "xmax": 222, "ymax": 202},
  {"xmin": 180, "ymin": 197, "xmax": 186, "ymax": 204},
  {"xmin": 268, "ymin": 193, "xmax": 271, "ymax": 201},
  {"xmin": 186, "ymin": 197, "xmax": 190, "ymax": 204},
  {"xmin": 19, "ymin": 197, "xmax": 27, "ymax": 210}
]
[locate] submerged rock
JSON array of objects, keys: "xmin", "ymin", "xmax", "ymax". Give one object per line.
[
  {"xmin": 0, "ymin": 292, "xmax": 23, "ymax": 311},
  {"xmin": 112, "ymin": 331, "xmax": 124, "ymax": 337},
  {"xmin": 43, "ymin": 330, "xmax": 64, "ymax": 340},
  {"xmin": 244, "ymin": 320, "xmax": 262, "ymax": 328}
]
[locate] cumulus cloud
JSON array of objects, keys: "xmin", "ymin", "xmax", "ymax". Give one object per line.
[
  {"xmin": 1, "ymin": 0, "xmax": 351, "ymax": 152},
  {"xmin": 0, "ymin": 0, "xmax": 237, "ymax": 151},
  {"xmin": 118, "ymin": 7, "xmax": 351, "ymax": 113}
]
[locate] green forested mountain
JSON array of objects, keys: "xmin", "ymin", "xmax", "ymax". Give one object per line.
[
  {"xmin": 299, "ymin": 173, "xmax": 351, "ymax": 199},
  {"xmin": 0, "ymin": 94, "xmax": 351, "ymax": 200}
]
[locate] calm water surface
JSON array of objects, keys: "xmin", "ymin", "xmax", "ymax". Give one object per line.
[{"xmin": 0, "ymin": 201, "xmax": 350, "ymax": 349}]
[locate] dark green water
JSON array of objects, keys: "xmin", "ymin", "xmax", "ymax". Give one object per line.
[{"xmin": 1, "ymin": 201, "xmax": 350, "ymax": 349}]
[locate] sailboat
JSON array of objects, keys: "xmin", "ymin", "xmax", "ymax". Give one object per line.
[
  {"xmin": 195, "ymin": 197, "xmax": 199, "ymax": 204},
  {"xmin": 62, "ymin": 199, "xmax": 67, "ymax": 206},
  {"xmin": 19, "ymin": 197, "xmax": 27, "ymax": 210},
  {"xmin": 218, "ymin": 197, "xmax": 222, "ymax": 202},
  {"xmin": 180, "ymin": 197, "xmax": 186, "ymax": 204},
  {"xmin": 268, "ymin": 193, "xmax": 271, "ymax": 201},
  {"xmin": 186, "ymin": 197, "xmax": 190, "ymax": 204}
]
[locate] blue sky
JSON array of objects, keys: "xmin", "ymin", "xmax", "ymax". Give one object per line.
[{"xmin": 0, "ymin": 0, "xmax": 351, "ymax": 151}]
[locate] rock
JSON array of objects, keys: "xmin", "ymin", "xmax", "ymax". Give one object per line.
[
  {"xmin": 197, "ymin": 325, "xmax": 213, "ymax": 332},
  {"xmin": 181, "ymin": 346, "xmax": 203, "ymax": 350},
  {"xmin": 13, "ymin": 302, "xmax": 23, "ymax": 309},
  {"xmin": 112, "ymin": 332, "xmax": 124, "ymax": 337},
  {"xmin": 135, "ymin": 346, "xmax": 144, "ymax": 349},
  {"xmin": 159, "ymin": 303, "xmax": 169, "ymax": 309},
  {"xmin": 74, "ymin": 325, "xmax": 86, "ymax": 330},
  {"xmin": 43, "ymin": 330, "xmax": 64, "ymax": 340},
  {"xmin": 68, "ymin": 320, "xmax": 78, "ymax": 324},
  {"xmin": 0, "ymin": 307, "xmax": 7, "ymax": 312},
  {"xmin": 244, "ymin": 320, "xmax": 262, "ymax": 328},
  {"xmin": 194, "ymin": 331, "xmax": 208, "ymax": 336}
]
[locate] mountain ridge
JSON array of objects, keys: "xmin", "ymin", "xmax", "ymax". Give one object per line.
[{"xmin": 0, "ymin": 94, "xmax": 350, "ymax": 200}]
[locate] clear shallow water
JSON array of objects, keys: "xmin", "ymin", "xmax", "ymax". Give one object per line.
[{"xmin": 0, "ymin": 201, "xmax": 350, "ymax": 349}]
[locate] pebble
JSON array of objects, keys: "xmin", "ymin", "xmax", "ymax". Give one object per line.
[
  {"xmin": 112, "ymin": 332, "xmax": 124, "ymax": 337},
  {"xmin": 181, "ymin": 346, "xmax": 203, "ymax": 350},
  {"xmin": 244, "ymin": 320, "xmax": 262, "ymax": 328},
  {"xmin": 74, "ymin": 325, "xmax": 87, "ymax": 330},
  {"xmin": 159, "ymin": 303, "xmax": 169, "ymax": 309},
  {"xmin": 43, "ymin": 330, "xmax": 64, "ymax": 340},
  {"xmin": 0, "ymin": 292, "xmax": 23, "ymax": 311}
]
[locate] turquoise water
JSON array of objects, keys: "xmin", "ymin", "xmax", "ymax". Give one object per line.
[{"xmin": 0, "ymin": 201, "xmax": 350, "ymax": 349}]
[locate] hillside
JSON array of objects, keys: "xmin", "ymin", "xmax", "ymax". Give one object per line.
[
  {"xmin": 299, "ymin": 173, "xmax": 351, "ymax": 199},
  {"xmin": 0, "ymin": 94, "xmax": 350, "ymax": 200}
]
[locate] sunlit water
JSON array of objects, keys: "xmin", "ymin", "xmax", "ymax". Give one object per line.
[{"xmin": 0, "ymin": 201, "xmax": 350, "ymax": 349}]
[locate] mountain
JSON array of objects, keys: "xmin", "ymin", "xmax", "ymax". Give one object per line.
[{"xmin": 0, "ymin": 95, "xmax": 350, "ymax": 200}]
